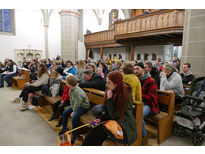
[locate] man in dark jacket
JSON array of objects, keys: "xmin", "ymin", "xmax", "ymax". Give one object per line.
[
  {"xmin": 144, "ymin": 62, "xmax": 160, "ymax": 88},
  {"xmin": 79, "ymin": 69, "xmax": 106, "ymax": 91},
  {"xmin": 180, "ymin": 63, "xmax": 195, "ymax": 85}
]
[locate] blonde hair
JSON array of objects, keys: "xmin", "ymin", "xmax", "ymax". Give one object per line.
[
  {"xmin": 76, "ymin": 60, "xmax": 86, "ymax": 69},
  {"xmin": 121, "ymin": 61, "xmax": 134, "ymax": 74}
]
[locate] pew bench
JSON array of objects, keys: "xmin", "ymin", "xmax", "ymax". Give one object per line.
[
  {"xmin": 184, "ymin": 85, "xmax": 191, "ymax": 95},
  {"xmin": 145, "ymin": 90, "xmax": 175, "ymax": 144},
  {"xmin": 31, "ymin": 80, "xmax": 143, "ymax": 146},
  {"xmin": 12, "ymin": 69, "xmax": 30, "ymax": 89}
]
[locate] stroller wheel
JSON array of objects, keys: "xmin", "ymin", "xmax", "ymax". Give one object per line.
[
  {"xmin": 173, "ymin": 123, "xmax": 186, "ymax": 137},
  {"xmin": 192, "ymin": 134, "xmax": 204, "ymax": 146}
]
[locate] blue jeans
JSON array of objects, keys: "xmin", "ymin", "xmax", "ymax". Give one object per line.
[
  {"xmin": 0, "ymin": 73, "xmax": 17, "ymax": 86},
  {"xmin": 142, "ymin": 104, "xmax": 150, "ymax": 137},
  {"xmin": 62, "ymin": 106, "xmax": 88, "ymax": 137}
]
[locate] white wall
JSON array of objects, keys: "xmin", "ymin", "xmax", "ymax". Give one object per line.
[
  {"xmin": 134, "ymin": 45, "xmax": 164, "ymax": 62},
  {"xmin": 0, "ymin": 9, "xmax": 61, "ymax": 63},
  {"xmin": 103, "ymin": 47, "xmax": 127, "ymax": 60},
  {"xmin": 78, "ymin": 9, "xmax": 126, "ymax": 60},
  {"xmin": 0, "ymin": 9, "xmax": 127, "ymax": 63},
  {"xmin": 83, "ymin": 9, "xmax": 125, "ymax": 34}
]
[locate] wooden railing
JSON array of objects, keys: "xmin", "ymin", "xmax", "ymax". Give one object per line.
[
  {"xmin": 114, "ymin": 9, "xmax": 184, "ymax": 36},
  {"xmin": 84, "ymin": 9, "xmax": 184, "ymax": 46},
  {"xmin": 84, "ymin": 29, "xmax": 115, "ymax": 45}
]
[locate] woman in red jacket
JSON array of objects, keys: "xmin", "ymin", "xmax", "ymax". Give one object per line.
[{"xmin": 48, "ymin": 84, "xmax": 70, "ymax": 127}]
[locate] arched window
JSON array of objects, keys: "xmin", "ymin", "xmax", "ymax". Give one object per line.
[{"xmin": 0, "ymin": 9, "xmax": 15, "ymax": 35}]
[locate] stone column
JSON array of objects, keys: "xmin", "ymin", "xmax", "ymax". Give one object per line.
[
  {"xmin": 41, "ymin": 9, "xmax": 53, "ymax": 59},
  {"xmin": 163, "ymin": 44, "xmax": 174, "ymax": 63},
  {"xmin": 59, "ymin": 10, "xmax": 79, "ymax": 62},
  {"xmin": 181, "ymin": 9, "xmax": 205, "ymax": 77}
]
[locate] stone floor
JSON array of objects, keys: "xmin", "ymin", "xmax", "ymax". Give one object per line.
[{"xmin": 0, "ymin": 86, "xmax": 204, "ymax": 146}]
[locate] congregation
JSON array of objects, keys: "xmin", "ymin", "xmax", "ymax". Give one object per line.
[{"xmin": 0, "ymin": 55, "xmax": 196, "ymax": 145}]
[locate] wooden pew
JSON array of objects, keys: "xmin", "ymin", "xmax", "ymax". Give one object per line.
[
  {"xmin": 145, "ymin": 90, "xmax": 175, "ymax": 144},
  {"xmin": 12, "ymin": 69, "xmax": 30, "ymax": 89},
  {"xmin": 30, "ymin": 79, "xmax": 175, "ymax": 145},
  {"xmin": 184, "ymin": 85, "xmax": 191, "ymax": 95},
  {"xmin": 32, "ymin": 84, "xmax": 143, "ymax": 146},
  {"xmin": 81, "ymin": 88, "xmax": 143, "ymax": 146}
]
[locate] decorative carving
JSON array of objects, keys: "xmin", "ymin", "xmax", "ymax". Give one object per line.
[
  {"xmin": 115, "ymin": 9, "xmax": 184, "ymax": 35},
  {"xmin": 144, "ymin": 53, "xmax": 149, "ymax": 60},
  {"xmin": 15, "ymin": 49, "xmax": 42, "ymax": 67},
  {"xmin": 152, "ymin": 53, "xmax": 157, "ymax": 60},
  {"xmin": 137, "ymin": 54, "xmax": 141, "ymax": 60}
]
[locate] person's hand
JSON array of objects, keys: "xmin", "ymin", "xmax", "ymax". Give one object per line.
[
  {"xmin": 61, "ymin": 100, "xmax": 64, "ymax": 104},
  {"xmin": 188, "ymin": 81, "xmax": 192, "ymax": 85},
  {"xmin": 107, "ymin": 90, "xmax": 113, "ymax": 99},
  {"xmin": 71, "ymin": 112, "xmax": 74, "ymax": 117},
  {"xmin": 161, "ymin": 72, "xmax": 167, "ymax": 77}
]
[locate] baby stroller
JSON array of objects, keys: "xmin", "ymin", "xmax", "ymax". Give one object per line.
[{"xmin": 173, "ymin": 77, "xmax": 205, "ymax": 146}]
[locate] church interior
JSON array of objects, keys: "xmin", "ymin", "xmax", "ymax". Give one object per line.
[{"xmin": 1, "ymin": 6, "xmax": 205, "ymax": 150}]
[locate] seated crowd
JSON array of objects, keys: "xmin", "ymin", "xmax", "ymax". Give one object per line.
[{"xmin": 0, "ymin": 55, "xmax": 196, "ymax": 145}]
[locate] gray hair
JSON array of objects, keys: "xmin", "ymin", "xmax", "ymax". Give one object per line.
[{"xmin": 164, "ymin": 63, "xmax": 178, "ymax": 73}]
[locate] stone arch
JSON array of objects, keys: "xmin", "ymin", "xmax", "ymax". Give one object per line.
[{"xmin": 121, "ymin": 9, "xmax": 131, "ymax": 19}]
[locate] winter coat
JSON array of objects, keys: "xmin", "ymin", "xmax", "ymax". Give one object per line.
[
  {"xmin": 47, "ymin": 78, "xmax": 61, "ymax": 97},
  {"xmin": 103, "ymin": 66, "xmax": 109, "ymax": 78},
  {"xmin": 160, "ymin": 72, "xmax": 184, "ymax": 98},
  {"xmin": 76, "ymin": 68, "xmax": 85, "ymax": 83},
  {"xmin": 61, "ymin": 85, "xmax": 70, "ymax": 102},
  {"xmin": 62, "ymin": 66, "xmax": 76, "ymax": 76},
  {"xmin": 32, "ymin": 73, "xmax": 49, "ymax": 87},
  {"xmin": 104, "ymin": 88, "xmax": 138, "ymax": 145},
  {"xmin": 122, "ymin": 74, "xmax": 142, "ymax": 102},
  {"xmin": 69, "ymin": 86, "xmax": 90, "ymax": 112},
  {"xmin": 139, "ymin": 72, "xmax": 160, "ymax": 115},
  {"xmin": 79, "ymin": 73, "xmax": 106, "ymax": 91},
  {"xmin": 150, "ymin": 67, "xmax": 160, "ymax": 89},
  {"xmin": 180, "ymin": 72, "xmax": 195, "ymax": 85}
]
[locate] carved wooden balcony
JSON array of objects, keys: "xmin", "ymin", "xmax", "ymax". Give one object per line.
[
  {"xmin": 114, "ymin": 9, "xmax": 184, "ymax": 40},
  {"xmin": 84, "ymin": 29, "xmax": 115, "ymax": 47},
  {"xmin": 84, "ymin": 9, "xmax": 185, "ymax": 47}
]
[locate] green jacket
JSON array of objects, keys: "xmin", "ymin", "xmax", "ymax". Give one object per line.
[
  {"xmin": 105, "ymin": 89, "xmax": 138, "ymax": 145},
  {"xmin": 69, "ymin": 86, "xmax": 90, "ymax": 112}
]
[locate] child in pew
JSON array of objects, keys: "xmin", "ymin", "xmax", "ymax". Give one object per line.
[
  {"xmin": 48, "ymin": 84, "xmax": 71, "ymax": 128},
  {"xmin": 58, "ymin": 75, "xmax": 90, "ymax": 145},
  {"xmin": 41, "ymin": 71, "xmax": 60, "ymax": 97}
]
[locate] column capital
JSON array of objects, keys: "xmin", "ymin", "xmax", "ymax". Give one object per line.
[{"xmin": 59, "ymin": 10, "xmax": 80, "ymax": 16}]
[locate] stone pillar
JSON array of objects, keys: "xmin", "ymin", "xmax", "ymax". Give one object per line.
[
  {"xmin": 181, "ymin": 9, "xmax": 205, "ymax": 77},
  {"xmin": 44, "ymin": 25, "xmax": 49, "ymax": 58},
  {"xmin": 163, "ymin": 44, "xmax": 174, "ymax": 63},
  {"xmin": 78, "ymin": 9, "xmax": 83, "ymax": 42},
  {"xmin": 41, "ymin": 9, "xmax": 53, "ymax": 59},
  {"xmin": 60, "ymin": 10, "xmax": 79, "ymax": 62}
]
